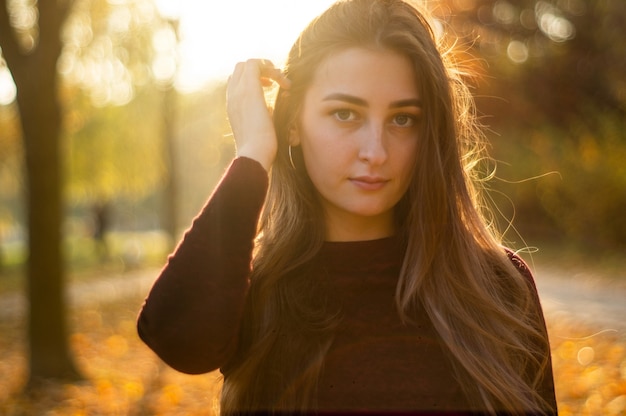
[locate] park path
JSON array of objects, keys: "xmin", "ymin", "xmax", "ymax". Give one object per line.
[
  {"xmin": 0, "ymin": 268, "xmax": 158, "ymax": 322},
  {"xmin": 1, "ymin": 265, "xmax": 625, "ymax": 340},
  {"xmin": 533, "ymin": 264, "xmax": 626, "ymax": 339}
]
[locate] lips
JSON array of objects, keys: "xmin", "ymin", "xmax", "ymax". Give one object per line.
[{"xmin": 349, "ymin": 176, "xmax": 390, "ymax": 191}]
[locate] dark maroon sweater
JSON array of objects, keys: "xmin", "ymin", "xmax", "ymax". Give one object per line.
[{"xmin": 137, "ymin": 157, "xmax": 557, "ymax": 414}]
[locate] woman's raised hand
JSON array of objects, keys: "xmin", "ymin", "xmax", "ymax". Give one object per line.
[{"xmin": 227, "ymin": 59, "xmax": 291, "ymax": 171}]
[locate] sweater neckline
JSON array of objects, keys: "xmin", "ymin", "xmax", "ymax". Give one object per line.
[{"xmin": 318, "ymin": 235, "xmax": 405, "ymax": 273}]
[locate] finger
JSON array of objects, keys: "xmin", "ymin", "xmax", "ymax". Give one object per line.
[
  {"xmin": 229, "ymin": 59, "xmax": 291, "ymax": 90},
  {"xmin": 258, "ymin": 59, "xmax": 292, "ymax": 90},
  {"xmin": 263, "ymin": 67, "xmax": 292, "ymax": 90},
  {"xmin": 227, "ymin": 61, "xmax": 246, "ymax": 91},
  {"xmin": 259, "ymin": 59, "xmax": 275, "ymax": 69}
]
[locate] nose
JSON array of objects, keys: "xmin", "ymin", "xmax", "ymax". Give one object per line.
[{"xmin": 358, "ymin": 122, "xmax": 387, "ymax": 165}]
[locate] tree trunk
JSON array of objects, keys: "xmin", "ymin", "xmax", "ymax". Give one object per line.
[
  {"xmin": 0, "ymin": 0, "xmax": 82, "ymax": 387},
  {"xmin": 161, "ymin": 18, "xmax": 180, "ymax": 251},
  {"xmin": 161, "ymin": 83, "xmax": 178, "ymax": 250},
  {"xmin": 18, "ymin": 70, "xmax": 82, "ymax": 386}
]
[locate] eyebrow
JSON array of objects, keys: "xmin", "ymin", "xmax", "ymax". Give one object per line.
[{"xmin": 322, "ymin": 93, "xmax": 422, "ymax": 109}]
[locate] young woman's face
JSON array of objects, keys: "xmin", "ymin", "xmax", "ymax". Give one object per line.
[{"xmin": 292, "ymin": 47, "xmax": 421, "ymax": 241}]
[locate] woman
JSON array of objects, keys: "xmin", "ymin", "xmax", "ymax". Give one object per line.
[{"xmin": 138, "ymin": 0, "xmax": 557, "ymax": 414}]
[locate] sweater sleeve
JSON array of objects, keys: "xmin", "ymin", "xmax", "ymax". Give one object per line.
[
  {"xmin": 507, "ymin": 250, "xmax": 558, "ymax": 414},
  {"xmin": 137, "ymin": 157, "xmax": 268, "ymax": 374}
]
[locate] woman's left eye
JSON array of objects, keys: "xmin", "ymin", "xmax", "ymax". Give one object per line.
[{"xmin": 391, "ymin": 114, "xmax": 416, "ymax": 127}]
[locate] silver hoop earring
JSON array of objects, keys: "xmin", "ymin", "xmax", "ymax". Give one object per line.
[{"xmin": 288, "ymin": 145, "xmax": 296, "ymax": 170}]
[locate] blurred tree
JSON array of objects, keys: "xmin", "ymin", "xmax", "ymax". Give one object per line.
[
  {"xmin": 64, "ymin": 86, "xmax": 164, "ymax": 208},
  {"xmin": 0, "ymin": 0, "xmax": 165, "ymax": 387},
  {"xmin": 435, "ymin": 0, "xmax": 626, "ymax": 128},
  {"xmin": 173, "ymin": 83, "xmax": 235, "ymax": 222},
  {"xmin": 157, "ymin": 17, "xmax": 180, "ymax": 250},
  {"xmin": 60, "ymin": 0, "xmax": 178, "ymax": 252},
  {"xmin": 433, "ymin": 0, "xmax": 626, "ymax": 249},
  {"xmin": 61, "ymin": 0, "xmax": 164, "ymax": 203},
  {"xmin": 0, "ymin": 99, "xmax": 22, "ymax": 272},
  {"xmin": 0, "ymin": 0, "xmax": 82, "ymax": 385}
]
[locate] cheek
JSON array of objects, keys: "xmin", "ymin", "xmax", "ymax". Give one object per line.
[
  {"xmin": 393, "ymin": 141, "xmax": 419, "ymax": 181},
  {"xmin": 301, "ymin": 139, "xmax": 345, "ymax": 181},
  {"xmin": 300, "ymin": 124, "xmax": 354, "ymax": 170}
]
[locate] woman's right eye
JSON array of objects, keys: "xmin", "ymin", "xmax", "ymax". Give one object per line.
[{"xmin": 332, "ymin": 109, "xmax": 358, "ymax": 122}]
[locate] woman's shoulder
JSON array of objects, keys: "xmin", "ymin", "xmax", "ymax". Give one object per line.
[
  {"xmin": 502, "ymin": 248, "xmax": 541, "ymax": 295},
  {"xmin": 504, "ymin": 249, "xmax": 531, "ymax": 276}
]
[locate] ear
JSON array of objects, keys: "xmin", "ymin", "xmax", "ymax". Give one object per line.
[{"xmin": 288, "ymin": 125, "xmax": 301, "ymax": 146}]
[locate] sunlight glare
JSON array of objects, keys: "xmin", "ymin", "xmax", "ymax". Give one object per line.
[
  {"xmin": 0, "ymin": 66, "xmax": 17, "ymax": 105},
  {"xmin": 167, "ymin": 0, "xmax": 337, "ymax": 92}
]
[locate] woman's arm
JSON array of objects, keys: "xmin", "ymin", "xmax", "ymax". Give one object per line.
[{"xmin": 137, "ymin": 157, "xmax": 268, "ymax": 374}]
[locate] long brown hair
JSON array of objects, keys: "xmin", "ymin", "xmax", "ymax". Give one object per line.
[{"xmin": 221, "ymin": 0, "xmax": 554, "ymax": 414}]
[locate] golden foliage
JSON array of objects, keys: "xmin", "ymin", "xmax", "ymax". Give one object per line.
[{"xmin": 547, "ymin": 317, "xmax": 626, "ymax": 415}]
